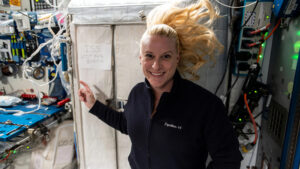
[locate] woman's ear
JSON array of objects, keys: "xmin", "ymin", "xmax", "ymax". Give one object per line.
[
  {"xmin": 176, "ymin": 47, "xmax": 180, "ymax": 63},
  {"xmin": 139, "ymin": 55, "xmax": 142, "ymax": 64},
  {"xmin": 177, "ymin": 54, "xmax": 180, "ymax": 64}
]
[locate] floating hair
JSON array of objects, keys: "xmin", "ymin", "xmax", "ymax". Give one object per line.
[{"xmin": 144, "ymin": 0, "xmax": 223, "ymax": 79}]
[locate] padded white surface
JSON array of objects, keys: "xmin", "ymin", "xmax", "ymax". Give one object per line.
[{"xmin": 74, "ymin": 25, "xmax": 116, "ymax": 169}]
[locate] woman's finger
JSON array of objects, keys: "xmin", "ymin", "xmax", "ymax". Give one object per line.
[{"xmin": 79, "ymin": 81, "xmax": 92, "ymax": 92}]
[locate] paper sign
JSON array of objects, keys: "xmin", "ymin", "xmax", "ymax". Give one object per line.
[{"xmin": 79, "ymin": 44, "xmax": 111, "ymax": 70}]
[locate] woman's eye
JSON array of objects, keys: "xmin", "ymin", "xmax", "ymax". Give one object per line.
[
  {"xmin": 163, "ymin": 54, "xmax": 171, "ymax": 59},
  {"xmin": 145, "ymin": 54, "xmax": 153, "ymax": 58}
]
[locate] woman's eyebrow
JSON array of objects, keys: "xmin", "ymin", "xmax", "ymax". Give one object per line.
[
  {"xmin": 161, "ymin": 51, "xmax": 173, "ymax": 55},
  {"xmin": 144, "ymin": 50, "xmax": 173, "ymax": 55}
]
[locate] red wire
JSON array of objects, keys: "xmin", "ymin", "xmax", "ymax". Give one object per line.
[
  {"xmin": 250, "ymin": 23, "xmax": 271, "ymax": 35},
  {"xmin": 257, "ymin": 45, "xmax": 262, "ymax": 63},
  {"xmin": 247, "ymin": 19, "xmax": 281, "ymax": 50},
  {"xmin": 0, "ymin": 151, "xmax": 11, "ymax": 163},
  {"xmin": 248, "ymin": 42, "xmax": 261, "ymax": 48},
  {"xmin": 244, "ymin": 93, "xmax": 258, "ymax": 145},
  {"xmin": 256, "ymin": 34, "xmax": 265, "ymax": 63},
  {"xmin": 264, "ymin": 18, "xmax": 281, "ymax": 41}
]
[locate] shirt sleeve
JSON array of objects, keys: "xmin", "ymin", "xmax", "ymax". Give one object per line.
[
  {"xmin": 204, "ymin": 98, "xmax": 243, "ymax": 169},
  {"xmin": 89, "ymin": 100, "xmax": 128, "ymax": 134}
]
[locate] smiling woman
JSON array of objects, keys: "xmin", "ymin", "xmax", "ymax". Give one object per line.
[
  {"xmin": 140, "ymin": 34, "xmax": 180, "ymax": 116},
  {"xmin": 140, "ymin": 34, "xmax": 179, "ymax": 95},
  {"xmin": 78, "ymin": 0, "xmax": 242, "ymax": 169}
]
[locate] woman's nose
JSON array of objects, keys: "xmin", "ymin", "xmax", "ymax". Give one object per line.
[{"xmin": 152, "ymin": 60, "xmax": 161, "ymax": 70}]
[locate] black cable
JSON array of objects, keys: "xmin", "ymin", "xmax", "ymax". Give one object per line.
[
  {"xmin": 243, "ymin": 132, "xmax": 255, "ymax": 134},
  {"xmin": 214, "ymin": 31, "xmax": 238, "ymax": 95},
  {"xmin": 215, "ymin": 0, "xmax": 237, "ymax": 96},
  {"xmin": 254, "ymin": 112, "xmax": 262, "ymax": 119},
  {"xmin": 215, "ymin": 0, "xmax": 255, "ymax": 97},
  {"xmin": 241, "ymin": 0, "xmax": 259, "ymax": 28},
  {"xmin": 215, "ymin": 31, "xmax": 241, "ymax": 96},
  {"xmin": 225, "ymin": 43, "xmax": 235, "ymax": 111},
  {"xmin": 223, "ymin": 1, "xmax": 258, "ymax": 109},
  {"xmin": 214, "ymin": 55, "xmax": 230, "ymax": 95},
  {"xmin": 225, "ymin": 69, "xmax": 240, "ymax": 97},
  {"xmin": 256, "ymin": 122, "xmax": 261, "ymax": 130}
]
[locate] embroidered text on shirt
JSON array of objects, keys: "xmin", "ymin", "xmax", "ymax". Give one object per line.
[{"xmin": 164, "ymin": 122, "xmax": 182, "ymax": 130}]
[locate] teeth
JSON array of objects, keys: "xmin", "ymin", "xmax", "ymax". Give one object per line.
[{"xmin": 151, "ymin": 72, "xmax": 163, "ymax": 76}]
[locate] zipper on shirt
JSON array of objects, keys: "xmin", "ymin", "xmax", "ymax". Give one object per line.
[
  {"xmin": 147, "ymin": 90, "xmax": 154, "ymax": 169},
  {"xmin": 147, "ymin": 120, "xmax": 153, "ymax": 169}
]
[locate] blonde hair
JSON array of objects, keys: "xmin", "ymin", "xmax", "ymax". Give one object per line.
[{"xmin": 141, "ymin": 0, "xmax": 223, "ymax": 79}]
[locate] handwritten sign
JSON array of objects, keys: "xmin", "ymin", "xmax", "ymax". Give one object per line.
[{"xmin": 78, "ymin": 44, "xmax": 111, "ymax": 70}]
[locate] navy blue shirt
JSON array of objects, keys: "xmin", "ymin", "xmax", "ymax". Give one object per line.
[{"xmin": 90, "ymin": 71, "xmax": 242, "ymax": 169}]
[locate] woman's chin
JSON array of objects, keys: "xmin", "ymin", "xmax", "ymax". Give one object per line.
[{"xmin": 150, "ymin": 82, "xmax": 164, "ymax": 89}]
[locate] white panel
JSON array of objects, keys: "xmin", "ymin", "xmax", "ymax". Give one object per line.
[
  {"xmin": 116, "ymin": 131, "xmax": 131, "ymax": 169},
  {"xmin": 77, "ymin": 25, "xmax": 113, "ymax": 101},
  {"xmin": 69, "ymin": 5, "xmax": 156, "ymax": 25},
  {"xmin": 115, "ymin": 25, "xmax": 146, "ymax": 100},
  {"xmin": 68, "ymin": 1, "xmax": 164, "ymax": 25},
  {"xmin": 115, "ymin": 25, "xmax": 146, "ymax": 169},
  {"xmin": 75, "ymin": 25, "xmax": 116, "ymax": 169}
]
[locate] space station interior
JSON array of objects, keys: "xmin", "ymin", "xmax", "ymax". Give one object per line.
[{"xmin": 0, "ymin": 0, "xmax": 299, "ymax": 169}]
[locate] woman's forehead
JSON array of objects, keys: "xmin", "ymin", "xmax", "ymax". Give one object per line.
[{"xmin": 141, "ymin": 35, "xmax": 177, "ymax": 51}]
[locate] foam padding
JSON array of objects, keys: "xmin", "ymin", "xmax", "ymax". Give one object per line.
[{"xmin": 0, "ymin": 104, "xmax": 63, "ymax": 141}]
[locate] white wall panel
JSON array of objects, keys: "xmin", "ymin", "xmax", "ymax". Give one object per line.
[
  {"xmin": 73, "ymin": 25, "xmax": 116, "ymax": 169},
  {"xmin": 114, "ymin": 25, "xmax": 146, "ymax": 169},
  {"xmin": 115, "ymin": 25, "xmax": 145, "ymax": 100}
]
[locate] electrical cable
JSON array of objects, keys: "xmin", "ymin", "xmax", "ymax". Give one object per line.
[
  {"xmin": 254, "ymin": 112, "xmax": 262, "ymax": 119},
  {"xmin": 214, "ymin": 0, "xmax": 257, "ymax": 9},
  {"xmin": 264, "ymin": 18, "xmax": 281, "ymax": 41},
  {"xmin": 247, "ymin": 19, "xmax": 280, "ymax": 63},
  {"xmin": 225, "ymin": 44, "xmax": 235, "ymax": 111},
  {"xmin": 17, "ymin": 37, "xmax": 65, "ymax": 115},
  {"xmin": 248, "ymin": 128, "xmax": 260, "ymax": 166},
  {"xmin": 215, "ymin": 54, "xmax": 230, "ymax": 95},
  {"xmin": 247, "ymin": 41, "xmax": 261, "ymax": 48},
  {"xmin": 214, "ymin": 32, "xmax": 238, "ymax": 95},
  {"xmin": 246, "ymin": 19, "xmax": 281, "ymax": 51},
  {"xmin": 225, "ymin": 69, "xmax": 239, "ymax": 97},
  {"xmin": 215, "ymin": 0, "xmax": 244, "ymax": 95},
  {"xmin": 218, "ymin": 0, "xmax": 259, "ymax": 106},
  {"xmin": 48, "ymin": 14, "xmax": 56, "ymax": 37},
  {"xmin": 257, "ymin": 44, "xmax": 263, "ymax": 63},
  {"xmin": 243, "ymin": 132, "xmax": 255, "ymax": 134},
  {"xmin": 244, "ymin": 93, "xmax": 258, "ymax": 145},
  {"xmin": 0, "ymin": 13, "xmax": 67, "ymax": 116},
  {"xmin": 250, "ymin": 23, "xmax": 271, "ymax": 35},
  {"xmin": 0, "ymin": 151, "xmax": 11, "ymax": 163}
]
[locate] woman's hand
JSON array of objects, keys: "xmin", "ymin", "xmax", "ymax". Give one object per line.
[{"xmin": 78, "ymin": 81, "xmax": 96, "ymax": 110}]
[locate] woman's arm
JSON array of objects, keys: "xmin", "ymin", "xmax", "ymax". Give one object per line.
[
  {"xmin": 79, "ymin": 81, "xmax": 128, "ymax": 134},
  {"xmin": 204, "ymin": 99, "xmax": 243, "ymax": 169},
  {"xmin": 89, "ymin": 100, "xmax": 128, "ymax": 134}
]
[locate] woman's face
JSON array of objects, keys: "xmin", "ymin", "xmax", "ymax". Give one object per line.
[{"xmin": 140, "ymin": 35, "xmax": 180, "ymax": 92}]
